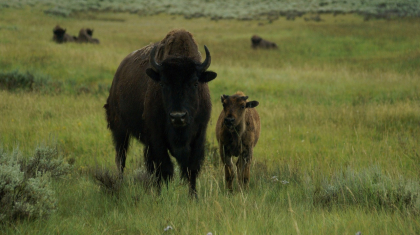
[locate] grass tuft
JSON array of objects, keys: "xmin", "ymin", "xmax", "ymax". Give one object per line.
[
  {"xmin": 313, "ymin": 166, "xmax": 420, "ymax": 213},
  {"xmin": 92, "ymin": 166, "xmax": 122, "ymax": 195}
]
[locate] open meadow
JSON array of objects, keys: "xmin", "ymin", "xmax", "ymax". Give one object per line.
[{"xmin": 1, "ymin": 4, "xmax": 420, "ymax": 234}]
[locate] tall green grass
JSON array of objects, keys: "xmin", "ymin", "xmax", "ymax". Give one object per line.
[{"xmin": 0, "ymin": 7, "xmax": 419, "ymax": 234}]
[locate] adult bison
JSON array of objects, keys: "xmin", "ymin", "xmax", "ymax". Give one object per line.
[
  {"xmin": 52, "ymin": 25, "xmax": 77, "ymax": 43},
  {"xmin": 251, "ymin": 35, "xmax": 278, "ymax": 49},
  {"xmin": 216, "ymin": 91, "xmax": 260, "ymax": 191},
  {"xmin": 77, "ymin": 28, "xmax": 99, "ymax": 44},
  {"xmin": 104, "ymin": 29, "xmax": 217, "ymax": 197}
]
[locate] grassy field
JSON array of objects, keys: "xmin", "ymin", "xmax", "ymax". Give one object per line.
[{"xmin": 1, "ymin": 6, "xmax": 420, "ymax": 234}]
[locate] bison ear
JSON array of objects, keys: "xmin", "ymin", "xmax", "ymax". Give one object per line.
[
  {"xmin": 146, "ymin": 68, "xmax": 160, "ymax": 82},
  {"xmin": 199, "ymin": 71, "xmax": 217, "ymax": 83},
  {"xmin": 246, "ymin": 101, "xmax": 259, "ymax": 108}
]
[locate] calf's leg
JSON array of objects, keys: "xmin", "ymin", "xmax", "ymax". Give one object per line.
[
  {"xmin": 237, "ymin": 148, "xmax": 252, "ymax": 190},
  {"xmin": 220, "ymin": 146, "xmax": 235, "ymax": 192}
]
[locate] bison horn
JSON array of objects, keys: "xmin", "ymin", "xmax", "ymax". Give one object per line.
[
  {"xmin": 198, "ymin": 45, "xmax": 211, "ymax": 72},
  {"xmin": 149, "ymin": 45, "xmax": 162, "ymax": 72}
]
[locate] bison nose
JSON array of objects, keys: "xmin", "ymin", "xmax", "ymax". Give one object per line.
[
  {"xmin": 170, "ymin": 112, "xmax": 187, "ymax": 126},
  {"xmin": 224, "ymin": 117, "xmax": 235, "ymax": 126}
]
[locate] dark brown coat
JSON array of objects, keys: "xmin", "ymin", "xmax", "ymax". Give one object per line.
[
  {"xmin": 52, "ymin": 25, "xmax": 77, "ymax": 43},
  {"xmin": 251, "ymin": 35, "xmax": 278, "ymax": 49},
  {"xmin": 216, "ymin": 91, "xmax": 260, "ymax": 191},
  {"xmin": 104, "ymin": 29, "xmax": 217, "ymax": 197},
  {"xmin": 77, "ymin": 28, "xmax": 99, "ymax": 44}
]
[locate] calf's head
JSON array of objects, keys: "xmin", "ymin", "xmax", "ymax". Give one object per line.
[
  {"xmin": 221, "ymin": 93, "xmax": 259, "ymax": 130},
  {"xmin": 146, "ymin": 45, "xmax": 217, "ymax": 128}
]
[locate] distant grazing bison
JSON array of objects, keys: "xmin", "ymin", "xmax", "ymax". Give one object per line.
[
  {"xmin": 52, "ymin": 25, "xmax": 77, "ymax": 43},
  {"xmin": 216, "ymin": 91, "xmax": 260, "ymax": 191},
  {"xmin": 104, "ymin": 29, "xmax": 217, "ymax": 197},
  {"xmin": 251, "ymin": 35, "xmax": 278, "ymax": 49},
  {"xmin": 77, "ymin": 28, "xmax": 100, "ymax": 44}
]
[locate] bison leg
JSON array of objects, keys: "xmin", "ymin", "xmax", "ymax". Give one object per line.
[
  {"xmin": 175, "ymin": 131, "xmax": 206, "ymax": 198},
  {"xmin": 112, "ymin": 129, "xmax": 130, "ymax": 174},
  {"xmin": 176, "ymin": 146, "xmax": 200, "ymax": 198},
  {"xmin": 237, "ymin": 148, "xmax": 252, "ymax": 190},
  {"xmin": 144, "ymin": 144, "xmax": 174, "ymax": 191},
  {"xmin": 220, "ymin": 146, "xmax": 235, "ymax": 192},
  {"xmin": 180, "ymin": 165, "xmax": 199, "ymax": 198}
]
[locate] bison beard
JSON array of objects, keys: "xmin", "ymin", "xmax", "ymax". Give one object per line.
[{"xmin": 105, "ymin": 29, "xmax": 217, "ymax": 197}]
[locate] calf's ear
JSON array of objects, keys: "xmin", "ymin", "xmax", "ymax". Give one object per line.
[
  {"xmin": 199, "ymin": 71, "xmax": 217, "ymax": 83},
  {"xmin": 221, "ymin": 94, "xmax": 228, "ymax": 103},
  {"xmin": 246, "ymin": 101, "xmax": 259, "ymax": 108},
  {"xmin": 146, "ymin": 68, "xmax": 160, "ymax": 82}
]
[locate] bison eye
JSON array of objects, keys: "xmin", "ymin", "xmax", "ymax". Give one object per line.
[
  {"xmin": 194, "ymin": 82, "xmax": 199, "ymax": 87},
  {"xmin": 241, "ymin": 105, "xmax": 245, "ymax": 109}
]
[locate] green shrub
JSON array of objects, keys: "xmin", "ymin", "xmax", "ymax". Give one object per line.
[
  {"xmin": 0, "ymin": 70, "xmax": 62, "ymax": 94},
  {"xmin": 0, "ymin": 145, "xmax": 71, "ymax": 223},
  {"xmin": 22, "ymin": 146, "xmax": 71, "ymax": 179}
]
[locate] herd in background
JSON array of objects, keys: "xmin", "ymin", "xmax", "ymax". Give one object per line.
[
  {"xmin": 53, "ymin": 25, "xmax": 279, "ymax": 51},
  {"xmin": 52, "ymin": 25, "xmax": 100, "ymax": 44}
]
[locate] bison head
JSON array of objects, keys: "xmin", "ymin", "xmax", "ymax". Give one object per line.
[
  {"xmin": 221, "ymin": 93, "xmax": 259, "ymax": 130},
  {"xmin": 146, "ymin": 45, "xmax": 217, "ymax": 128},
  {"xmin": 86, "ymin": 28, "xmax": 94, "ymax": 37},
  {"xmin": 251, "ymin": 35, "xmax": 262, "ymax": 44},
  {"xmin": 53, "ymin": 26, "xmax": 66, "ymax": 42}
]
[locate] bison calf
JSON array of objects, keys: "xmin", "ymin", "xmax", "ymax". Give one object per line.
[
  {"xmin": 77, "ymin": 28, "xmax": 100, "ymax": 44},
  {"xmin": 216, "ymin": 91, "xmax": 260, "ymax": 191},
  {"xmin": 251, "ymin": 35, "xmax": 277, "ymax": 49}
]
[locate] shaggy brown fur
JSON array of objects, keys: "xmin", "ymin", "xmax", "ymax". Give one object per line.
[
  {"xmin": 52, "ymin": 25, "xmax": 76, "ymax": 43},
  {"xmin": 216, "ymin": 91, "xmax": 260, "ymax": 191},
  {"xmin": 251, "ymin": 35, "xmax": 278, "ymax": 49},
  {"xmin": 77, "ymin": 28, "xmax": 99, "ymax": 44},
  {"xmin": 104, "ymin": 29, "xmax": 217, "ymax": 197}
]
